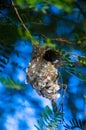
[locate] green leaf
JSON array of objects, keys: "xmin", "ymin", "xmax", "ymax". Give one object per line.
[
  {"xmin": 35, "ymin": 105, "xmax": 63, "ymax": 130},
  {"xmin": 0, "ymin": 77, "xmax": 25, "ymax": 90},
  {"xmin": 78, "ymin": 56, "xmax": 86, "ymax": 65}
]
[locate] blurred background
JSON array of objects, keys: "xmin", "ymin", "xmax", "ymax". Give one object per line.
[{"xmin": 0, "ymin": 0, "xmax": 86, "ymax": 130}]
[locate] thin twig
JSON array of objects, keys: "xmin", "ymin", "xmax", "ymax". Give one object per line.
[
  {"xmin": 35, "ymin": 33, "xmax": 86, "ymax": 45},
  {"xmin": 11, "ymin": 1, "xmax": 31, "ymax": 34},
  {"xmin": 36, "ymin": 33, "xmax": 73, "ymax": 44},
  {"xmin": 65, "ymin": 69, "xmax": 86, "ymax": 81},
  {"xmin": 11, "ymin": 0, "xmax": 39, "ymax": 45}
]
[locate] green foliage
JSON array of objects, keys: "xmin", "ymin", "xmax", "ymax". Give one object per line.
[
  {"xmin": 14, "ymin": 0, "xmax": 75, "ymax": 12},
  {"xmin": 0, "ymin": 77, "xmax": 25, "ymax": 90},
  {"xmin": 63, "ymin": 118, "xmax": 83, "ymax": 130},
  {"xmin": 0, "ymin": 0, "xmax": 86, "ymax": 49},
  {"xmin": 52, "ymin": 48, "xmax": 86, "ymax": 81},
  {"xmin": 35, "ymin": 105, "xmax": 63, "ymax": 130},
  {"xmin": 78, "ymin": 56, "xmax": 86, "ymax": 65},
  {"xmin": 0, "ymin": 0, "xmax": 85, "ymax": 88},
  {"xmin": 0, "ymin": 1, "xmax": 86, "ymax": 129},
  {"xmin": 0, "ymin": 44, "xmax": 14, "ymax": 72},
  {"xmin": 70, "ymin": 68, "xmax": 86, "ymax": 81}
]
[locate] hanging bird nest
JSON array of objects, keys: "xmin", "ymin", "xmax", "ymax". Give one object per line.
[{"xmin": 25, "ymin": 45, "xmax": 61, "ymax": 100}]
